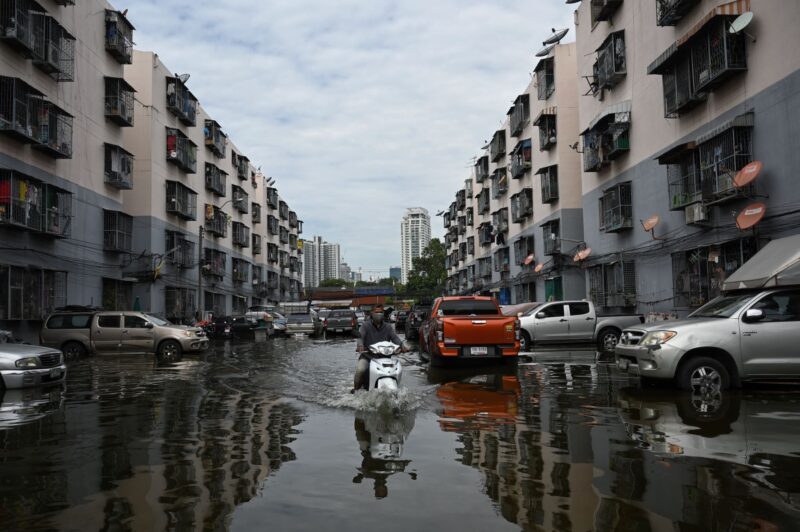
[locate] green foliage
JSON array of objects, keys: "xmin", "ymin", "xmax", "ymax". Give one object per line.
[
  {"xmin": 318, "ymin": 278, "xmax": 350, "ymax": 288},
  {"xmin": 405, "ymin": 239, "xmax": 446, "ymax": 298}
]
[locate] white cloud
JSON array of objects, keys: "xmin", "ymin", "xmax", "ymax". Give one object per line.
[{"xmin": 128, "ymin": 0, "xmax": 574, "ymax": 275}]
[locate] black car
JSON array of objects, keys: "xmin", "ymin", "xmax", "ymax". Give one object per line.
[
  {"xmin": 230, "ymin": 316, "xmax": 272, "ymax": 339},
  {"xmin": 395, "ymin": 311, "xmax": 409, "ymax": 330},
  {"xmin": 404, "ymin": 305, "xmax": 430, "ymax": 341},
  {"xmin": 207, "ymin": 316, "xmax": 233, "ymax": 339}
]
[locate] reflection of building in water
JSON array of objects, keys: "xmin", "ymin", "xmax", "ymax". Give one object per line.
[{"xmin": 0, "ymin": 359, "xmax": 303, "ymax": 530}]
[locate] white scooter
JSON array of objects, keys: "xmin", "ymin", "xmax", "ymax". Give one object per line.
[{"xmin": 364, "ymin": 341, "xmax": 403, "ymax": 391}]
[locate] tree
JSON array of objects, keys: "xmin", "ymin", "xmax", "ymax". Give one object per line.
[
  {"xmin": 318, "ymin": 278, "xmax": 350, "ymax": 288},
  {"xmin": 405, "ymin": 238, "xmax": 446, "ymax": 298}
]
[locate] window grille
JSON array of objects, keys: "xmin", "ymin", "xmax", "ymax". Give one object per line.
[
  {"xmin": 204, "ymin": 119, "xmax": 226, "ymax": 158},
  {"xmin": 103, "ymin": 210, "xmax": 132, "ymax": 252},
  {"xmin": 105, "ymin": 9, "xmax": 134, "ymax": 64},
  {"xmin": 540, "ymin": 166, "xmax": 559, "ymax": 204},
  {"xmin": 205, "ymin": 163, "xmax": 227, "ymax": 197},
  {"xmin": 165, "ymin": 287, "xmax": 196, "ymax": 322},
  {"xmin": 599, "ymin": 182, "xmax": 632, "ymax": 233},
  {"xmin": 166, "ymin": 128, "xmax": 197, "ymax": 173},
  {"xmin": 490, "ymin": 130, "xmax": 506, "ymax": 162},
  {"xmin": 166, "ymin": 76, "xmax": 197, "ymax": 126},
  {"xmin": 104, "ymin": 77, "xmax": 134, "ymax": 127},
  {"xmin": 698, "ymin": 124, "xmax": 752, "ymax": 204},
  {"xmin": 535, "ymin": 57, "xmax": 555, "ymax": 100},
  {"xmin": 104, "ymin": 143, "xmax": 133, "ymax": 189}
]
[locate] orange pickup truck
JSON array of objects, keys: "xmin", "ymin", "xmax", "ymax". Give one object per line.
[{"xmin": 419, "ymin": 296, "xmax": 521, "ymax": 366}]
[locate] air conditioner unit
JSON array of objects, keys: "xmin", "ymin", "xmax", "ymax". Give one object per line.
[{"xmin": 684, "ymin": 203, "xmax": 708, "ymax": 225}]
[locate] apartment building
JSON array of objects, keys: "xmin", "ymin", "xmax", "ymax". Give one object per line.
[
  {"xmin": 0, "ymin": 1, "xmax": 136, "ymax": 338},
  {"xmin": 576, "ymin": 0, "xmax": 800, "ymax": 315},
  {"xmin": 301, "ymin": 236, "xmax": 322, "ymax": 288},
  {"xmin": 400, "ymin": 207, "xmax": 431, "ymax": 284},
  {"xmin": 321, "ymin": 240, "xmax": 341, "ymax": 281},
  {"xmin": 122, "ymin": 51, "xmax": 303, "ymax": 321},
  {"xmin": 446, "ymin": 41, "xmax": 583, "ymax": 304}
]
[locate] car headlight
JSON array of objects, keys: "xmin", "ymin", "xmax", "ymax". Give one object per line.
[
  {"xmin": 640, "ymin": 330, "xmax": 677, "ymax": 347},
  {"xmin": 184, "ymin": 330, "xmax": 194, "ymax": 337},
  {"xmin": 15, "ymin": 357, "xmax": 40, "ymax": 368}
]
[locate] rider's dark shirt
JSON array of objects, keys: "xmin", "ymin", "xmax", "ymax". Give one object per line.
[{"xmin": 357, "ymin": 320, "xmax": 402, "ymax": 353}]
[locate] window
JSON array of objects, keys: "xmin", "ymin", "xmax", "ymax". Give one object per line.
[
  {"xmin": 489, "ymin": 129, "xmax": 506, "ymax": 162},
  {"xmin": 203, "ymin": 248, "xmax": 226, "ymax": 278},
  {"xmin": 232, "ymin": 295, "xmax": 247, "ymax": 315},
  {"xmin": 204, "ymin": 204, "xmax": 227, "ymax": 237},
  {"xmin": 478, "ymin": 222, "xmax": 493, "ymax": 246},
  {"xmin": 656, "ymin": 0, "xmax": 700, "ymax": 26},
  {"xmin": 659, "ymin": 148, "xmax": 701, "ymax": 210},
  {"xmin": 232, "ymin": 185, "xmax": 248, "ymax": 213},
  {"xmin": 204, "ymin": 291, "xmax": 226, "ymax": 316},
  {"xmin": 30, "ymin": 13, "xmax": 75, "ymax": 81},
  {"xmin": 467, "ymin": 236, "xmax": 475, "ymax": 256},
  {"xmin": 456, "ymin": 189, "xmax": 467, "ymax": 211},
  {"xmin": 267, "ymin": 187, "xmax": 279, "ymax": 209},
  {"xmin": 280, "ymin": 226, "xmax": 289, "ymax": 244},
  {"xmin": 509, "ymin": 94, "xmax": 530, "ymax": 137},
  {"xmin": 268, "ymin": 243, "xmax": 279, "ymax": 263},
  {"xmin": 232, "ymin": 221, "xmax": 250, "ymax": 248},
  {"xmin": 690, "ymin": 16, "xmax": 747, "ymax": 93},
  {"xmin": 104, "ymin": 143, "xmax": 133, "ymax": 189},
  {"xmin": 438, "ymin": 299, "xmax": 499, "ymax": 316},
  {"xmin": 232, "ymin": 152, "xmax": 249, "ymax": 180},
  {"xmin": 751, "ymin": 292, "xmax": 800, "ymax": 322},
  {"xmin": 490, "ymin": 168, "xmax": 508, "ymax": 199},
  {"xmin": 204, "ymin": 119, "xmax": 227, "ymax": 158},
  {"xmin": 165, "ymin": 231, "xmax": 194, "ymax": 269},
  {"xmin": 466, "ymin": 207, "xmax": 474, "ymax": 226},
  {"xmin": 268, "ymin": 215, "xmax": 279, "ymax": 235},
  {"xmin": 492, "ymin": 208, "xmax": 509, "ymax": 234},
  {"xmin": 478, "ymin": 258, "xmax": 493, "ymax": 279},
  {"xmin": 582, "ymin": 103, "xmax": 631, "ymax": 172},
  {"xmin": 593, "ymin": 31, "xmax": 626, "ymax": 91},
  {"xmin": 539, "ymin": 304, "xmax": 564, "ymax": 318},
  {"xmin": 35, "ymin": 102, "xmax": 73, "ymax": 159},
  {"xmin": 104, "ymin": 77, "xmax": 135, "ymax": 127},
  {"xmin": 166, "ymin": 128, "xmax": 197, "ymax": 173},
  {"xmin": 232, "ymin": 258, "xmax": 250, "ymax": 283},
  {"xmin": 0, "ymin": 265, "xmax": 66, "ymax": 320},
  {"xmin": 599, "ymin": 182, "xmax": 632, "ymax": 233},
  {"xmin": 1, "ymin": 1, "xmax": 41, "ymax": 57},
  {"xmin": 97, "ymin": 315, "xmax": 121, "ymax": 328},
  {"xmin": 205, "ymin": 163, "xmax": 227, "ymax": 196},
  {"xmin": 125, "ymin": 315, "xmax": 149, "ymax": 329},
  {"xmin": 698, "ymin": 117, "xmax": 753, "ymax": 205},
  {"xmin": 588, "ymin": 261, "xmax": 636, "ymax": 308},
  {"xmin": 105, "ymin": 9, "xmax": 134, "ymax": 64},
  {"xmin": 279, "ymin": 201, "xmax": 289, "ymax": 220},
  {"xmin": 513, "ymin": 236, "xmax": 534, "ymax": 265},
  {"xmin": 474, "ymin": 156, "xmax": 489, "ymax": 183},
  {"xmin": 46, "ymin": 314, "xmax": 91, "ymax": 329},
  {"xmin": 653, "ymin": 53, "xmax": 706, "ymax": 118},
  {"xmin": 252, "ymin": 233, "xmax": 262, "ymax": 255},
  {"xmin": 534, "ymin": 112, "xmax": 557, "ymax": 151},
  {"xmin": 252, "ymin": 203, "xmax": 262, "ymax": 224},
  {"xmin": 493, "ymin": 247, "xmax": 510, "ymax": 273},
  {"xmin": 568, "ymin": 302, "xmax": 591, "ymax": 316},
  {"xmin": 510, "ymin": 139, "xmax": 532, "ymax": 179},
  {"xmin": 542, "ymin": 220, "xmax": 560, "ymax": 256},
  {"xmin": 539, "ymin": 166, "xmax": 559, "ymax": 204},
  {"xmin": 166, "ymin": 76, "xmax": 197, "ymax": 126},
  {"xmin": 534, "ymin": 57, "xmax": 554, "ymax": 100},
  {"xmin": 103, "ymin": 210, "xmax": 133, "ymax": 252},
  {"xmin": 289, "ymin": 211, "xmax": 298, "ymax": 228},
  {"xmin": 477, "ymin": 188, "xmax": 490, "ymax": 214},
  {"xmin": 590, "ymin": 0, "xmax": 623, "ymax": 24}
]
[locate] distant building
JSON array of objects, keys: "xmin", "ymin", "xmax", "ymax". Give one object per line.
[
  {"xmin": 340, "ymin": 262, "xmax": 352, "ymax": 282},
  {"xmin": 322, "ymin": 241, "xmax": 341, "ymax": 280},
  {"xmin": 301, "ymin": 236, "xmax": 323, "ymax": 288},
  {"xmin": 389, "ymin": 267, "xmax": 401, "ymax": 281},
  {"xmin": 400, "ymin": 208, "xmax": 431, "ymax": 284}
]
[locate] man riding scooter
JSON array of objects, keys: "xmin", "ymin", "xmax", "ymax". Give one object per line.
[{"xmin": 352, "ymin": 305, "xmax": 409, "ymax": 393}]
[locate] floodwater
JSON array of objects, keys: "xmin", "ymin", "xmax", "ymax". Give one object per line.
[{"xmin": 2, "ymin": 338, "xmax": 800, "ymax": 531}]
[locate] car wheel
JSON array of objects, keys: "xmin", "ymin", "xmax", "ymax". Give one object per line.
[
  {"xmin": 430, "ymin": 352, "xmax": 447, "ymax": 368},
  {"xmin": 519, "ymin": 330, "xmax": 532, "ymax": 352},
  {"xmin": 597, "ymin": 328, "xmax": 621, "ymax": 353},
  {"xmin": 158, "ymin": 340, "xmax": 182, "ymax": 360},
  {"xmin": 677, "ymin": 356, "xmax": 730, "ymax": 393},
  {"xmin": 62, "ymin": 341, "xmax": 87, "ymax": 360}
]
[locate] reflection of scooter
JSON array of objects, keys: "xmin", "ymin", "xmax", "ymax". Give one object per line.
[
  {"xmin": 352, "ymin": 410, "xmax": 416, "ymax": 498},
  {"xmin": 361, "ymin": 342, "xmax": 403, "ymax": 391}
]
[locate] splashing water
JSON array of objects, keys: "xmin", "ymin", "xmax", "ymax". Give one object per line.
[{"xmin": 322, "ymin": 386, "xmax": 426, "ymax": 414}]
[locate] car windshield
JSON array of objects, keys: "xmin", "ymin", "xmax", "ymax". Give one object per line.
[
  {"xmin": 690, "ymin": 293, "xmax": 756, "ymax": 318},
  {"xmin": 288, "ymin": 314, "xmax": 312, "ymax": 323},
  {"xmin": 144, "ymin": 314, "xmax": 170, "ymax": 326},
  {"xmin": 270, "ymin": 311, "xmax": 286, "ymax": 320},
  {"xmin": 438, "ymin": 299, "xmax": 499, "ymax": 316},
  {"xmin": 330, "ymin": 310, "xmax": 352, "ymax": 317}
]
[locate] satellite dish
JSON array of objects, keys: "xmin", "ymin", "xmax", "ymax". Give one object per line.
[
  {"xmin": 734, "ymin": 160, "xmax": 762, "ymax": 188},
  {"xmin": 178, "ymin": 73, "xmax": 191, "ymax": 83},
  {"xmin": 642, "ymin": 215, "xmax": 660, "ymax": 232},
  {"xmin": 573, "ymin": 247, "xmax": 592, "ymax": 263},
  {"xmin": 729, "ymin": 12, "xmax": 753, "ymax": 35},
  {"xmin": 565, "ymin": 0, "xmax": 581, "ymax": 3},
  {"xmin": 736, "ymin": 202, "xmax": 766, "ymax": 230},
  {"xmin": 534, "ymin": 263, "xmax": 544, "ymax": 273},
  {"xmin": 543, "ymin": 28, "xmax": 569, "ymax": 46},
  {"xmin": 535, "ymin": 44, "xmax": 555, "ymax": 58},
  {"xmin": 524, "ymin": 254, "xmax": 535, "ymax": 266}
]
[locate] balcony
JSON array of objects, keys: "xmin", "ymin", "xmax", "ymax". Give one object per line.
[
  {"xmin": 492, "ymin": 208, "xmax": 509, "ymax": 234},
  {"xmin": 232, "ymin": 185, "xmax": 249, "ymax": 213},
  {"xmin": 204, "ymin": 119, "xmax": 226, "ymax": 158},
  {"xmin": 165, "ymin": 181, "xmax": 197, "ymax": 220},
  {"xmin": 267, "ymin": 187, "xmax": 279, "ymax": 209},
  {"xmin": 489, "ymin": 129, "xmax": 506, "ymax": 162},
  {"xmin": 534, "ymin": 110, "xmax": 557, "ymax": 151},
  {"xmin": 267, "ymin": 244, "xmax": 279, "ymax": 264},
  {"xmin": 478, "ymin": 222, "xmax": 493, "ymax": 246},
  {"xmin": 591, "ymin": 0, "xmax": 623, "ymax": 23},
  {"xmin": 477, "ymin": 188, "xmax": 490, "ymax": 214},
  {"xmin": 166, "ymin": 128, "xmax": 197, "ymax": 173},
  {"xmin": 594, "ymin": 31, "xmax": 626, "ymax": 91},
  {"xmin": 232, "ymin": 221, "xmax": 250, "ymax": 248},
  {"xmin": 32, "ymin": 102, "xmax": 73, "ymax": 158},
  {"xmin": 656, "ymin": 0, "xmax": 700, "ymax": 26},
  {"xmin": 267, "ymin": 215, "xmax": 279, "ymax": 235},
  {"xmin": 31, "ymin": 13, "xmax": 75, "ymax": 81},
  {"xmin": 582, "ymin": 101, "xmax": 631, "ymax": 171},
  {"xmin": 474, "ymin": 155, "xmax": 489, "ymax": 183},
  {"xmin": 698, "ymin": 118, "xmax": 753, "ymax": 205},
  {"xmin": 252, "ymin": 202, "xmax": 261, "ymax": 224},
  {"xmin": 166, "ymin": 76, "xmax": 197, "ymax": 126},
  {"xmin": 232, "ymin": 152, "xmax": 249, "ymax": 180},
  {"xmin": 103, "ymin": 210, "xmax": 132, "ymax": 252},
  {"xmin": 104, "ymin": 77, "xmax": 135, "ymax": 127},
  {"xmin": 280, "ymin": 226, "xmax": 289, "ymax": 244},
  {"xmin": 510, "ymin": 139, "xmax": 532, "ymax": 179},
  {"xmin": 691, "ymin": 17, "xmax": 747, "ymax": 93},
  {"xmin": 493, "ymin": 247, "xmax": 510, "ymax": 273},
  {"xmin": 538, "ymin": 166, "xmax": 559, "ymax": 204},
  {"xmin": 252, "ymin": 233, "xmax": 262, "ymax": 255},
  {"xmin": 105, "ymin": 9, "xmax": 134, "ymax": 64},
  {"xmin": 511, "ymin": 188, "xmax": 533, "ymax": 223},
  {"xmin": 203, "ymin": 249, "xmax": 226, "ymax": 279},
  {"xmin": 104, "ymin": 144, "xmax": 133, "ymax": 190},
  {"xmin": 456, "ymin": 189, "xmax": 466, "ymax": 211},
  {"xmin": 205, "ymin": 163, "xmax": 227, "ymax": 197},
  {"xmin": 166, "ymin": 231, "xmax": 194, "ymax": 268},
  {"xmin": 0, "ymin": 170, "xmax": 72, "ymax": 238},
  {"xmin": 542, "ymin": 221, "xmax": 560, "ymax": 256},
  {"xmin": 490, "ymin": 168, "xmax": 507, "ymax": 199},
  {"xmin": 204, "ymin": 205, "xmax": 227, "ymax": 237},
  {"xmin": 279, "ymin": 200, "xmax": 289, "ymax": 220},
  {"xmin": 289, "ymin": 210, "xmax": 298, "ymax": 228},
  {"xmin": 0, "ymin": 76, "xmax": 44, "ymax": 143},
  {"xmin": 232, "ymin": 259, "xmax": 250, "ymax": 283},
  {"xmin": 534, "ymin": 57, "xmax": 554, "ymax": 100},
  {"xmin": 509, "ymin": 94, "xmax": 530, "ymax": 137},
  {"xmin": 599, "ymin": 182, "xmax": 633, "ymax": 233},
  {"xmin": 1, "ymin": 1, "xmax": 41, "ymax": 57},
  {"xmin": 513, "ymin": 236, "xmax": 535, "ymax": 265},
  {"xmin": 658, "ymin": 146, "xmax": 701, "ymax": 210}
]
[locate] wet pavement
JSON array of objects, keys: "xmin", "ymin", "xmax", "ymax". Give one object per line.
[{"xmin": 1, "ymin": 337, "xmax": 800, "ymax": 531}]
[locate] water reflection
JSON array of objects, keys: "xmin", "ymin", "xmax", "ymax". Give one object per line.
[
  {"xmin": 352, "ymin": 410, "xmax": 416, "ymax": 499},
  {"xmin": 0, "ymin": 354, "xmax": 304, "ymax": 531},
  {"xmin": 0, "ymin": 385, "xmax": 64, "ymax": 429}
]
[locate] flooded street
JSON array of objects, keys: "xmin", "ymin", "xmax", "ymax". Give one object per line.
[{"xmin": 2, "ymin": 338, "xmax": 800, "ymax": 531}]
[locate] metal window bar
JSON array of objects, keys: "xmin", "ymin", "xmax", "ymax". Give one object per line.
[
  {"xmin": 280, "ymin": 226, "xmax": 289, "ymax": 244},
  {"xmin": 691, "ymin": 17, "xmax": 747, "ymax": 93},
  {"xmin": 538, "ymin": 115, "xmax": 556, "ymax": 151},
  {"xmin": 466, "ymin": 207, "xmax": 473, "ymax": 225},
  {"xmin": 279, "ymin": 201, "xmax": 288, "ymax": 220},
  {"xmin": 541, "ymin": 167, "xmax": 559, "ymax": 204},
  {"xmin": 289, "ymin": 210, "xmax": 298, "ymax": 227},
  {"xmin": 0, "ymin": 0, "xmax": 42, "ymax": 56},
  {"xmin": 582, "ymin": 130, "xmax": 604, "ymax": 172},
  {"xmin": 667, "ymin": 151, "xmax": 701, "ymax": 210},
  {"xmin": 0, "ymin": 75, "xmax": 45, "ymax": 143},
  {"xmin": 590, "ymin": 0, "xmax": 623, "ymax": 23},
  {"xmin": 543, "ymin": 221, "xmax": 560, "ymax": 255},
  {"xmin": 203, "ymin": 249, "xmax": 226, "ymax": 278},
  {"xmin": 467, "ymin": 237, "xmax": 475, "ymax": 256},
  {"xmin": 601, "ymin": 122, "xmax": 630, "ymax": 160},
  {"xmin": 699, "ymin": 126, "xmax": 753, "ymax": 203},
  {"xmin": 490, "ymin": 130, "xmax": 506, "ymax": 162},
  {"xmin": 604, "ymin": 261, "xmax": 636, "ymax": 307},
  {"xmin": 521, "ymin": 188, "xmax": 533, "ymax": 217},
  {"xmin": 656, "ymin": 0, "xmax": 700, "ymax": 26},
  {"xmin": 166, "ymin": 128, "xmax": 197, "ymax": 173},
  {"xmin": 456, "ymin": 189, "xmax": 466, "ymax": 210},
  {"xmin": 252, "ymin": 203, "xmax": 261, "ymax": 224},
  {"xmin": 268, "ymin": 215, "xmax": 279, "ymax": 235},
  {"xmin": 535, "ymin": 58, "xmax": 555, "ymax": 100},
  {"xmin": 595, "ymin": 32, "xmax": 626, "ymax": 90},
  {"xmin": 0, "ymin": 170, "xmax": 42, "ymax": 231},
  {"xmin": 204, "ymin": 205, "xmax": 227, "ymax": 237},
  {"xmin": 661, "ymin": 54, "xmax": 706, "ymax": 118},
  {"xmin": 204, "ymin": 163, "xmax": 227, "ymax": 197},
  {"xmin": 105, "ymin": 9, "xmax": 133, "ymax": 64},
  {"xmin": 231, "ymin": 186, "xmax": 248, "ymax": 213},
  {"xmin": 510, "ymin": 141, "xmax": 532, "ymax": 179},
  {"xmin": 31, "ymin": 13, "xmax": 74, "ymax": 81},
  {"xmin": 165, "ymin": 181, "xmax": 197, "ymax": 220},
  {"xmin": 232, "ymin": 221, "xmax": 250, "ymax": 247},
  {"xmin": 509, "ymin": 96, "xmax": 529, "ymax": 137},
  {"xmin": 491, "ymin": 169, "xmax": 507, "ymax": 199},
  {"xmin": 103, "ymin": 210, "xmax": 132, "ymax": 252},
  {"xmin": 32, "ymin": 102, "xmax": 72, "ymax": 158},
  {"xmin": 600, "ymin": 182, "xmax": 632, "ymax": 233},
  {"xmin": 204, "ymin": 291, "xmax": 225, "ymax": 315},
  {"xmin": 252, "ymin": 233, "xmax": 262, "ymax": 255},
  {"xmin": 165, "ymin": 231, "xmax": 194, "ymax": 268},
  {"xmin": 478, "ymin": 188, "xmax": 490, "ymax": 214},
  {"xmin": 267, "ymin": 188, "xmax": 279, "ymax": 209},
  {"xmin": 104, "ymin": 143, "xmax": 133, "ymax": 189},
  {"xmin": 166, "ymin": 77, "xmax": 197, "ymax": 126},
  {"xmin": 204, "ymin": 120, "xmax": 226, "ymax": 158},
  {"xmin": 232, "ymin": 259, "xmax": 249, "ymax": 283},
  {"xmin": 267, "ymin": 244, "xmax": 279, "ymax": 263},
  {"xmin": 165, "ymin": 288, "xmax": 196, "ymax": 322},
  {"xmin": 493, "ymin": 247, "xmax": 510, "ymax": 273},
  {"xmin": 479, "ymin": 223, "xmax": 493, "ymax": 246},
  {"xmin": 475, "ymin": 156, "xmax": 489, "ymax": 183}
]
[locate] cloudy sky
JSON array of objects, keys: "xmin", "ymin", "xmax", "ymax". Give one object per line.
[{"xmin": 131, "ymin": 0, "xmax": 575, "ymax": 277}]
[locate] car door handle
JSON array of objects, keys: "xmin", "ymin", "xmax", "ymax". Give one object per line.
[
  {"xmin": 585, "ymin": 317, "xmax": 593, "ymax": 321},
  {"xmin": 559, "ymin": 319, "xmax": 568, "ymax": 322}
]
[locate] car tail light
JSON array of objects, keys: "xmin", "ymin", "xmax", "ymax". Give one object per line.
[
  {"xmin": 514, "ymin": 318, "xmax": 521, "ymax": 340},
  {"xmin": 436, "ymin": 319, "xmax": 444, "ymax": 342},
  {"xmin": 352, "ymin": 318, "xmax": 357, "ymax": 327},
  {"xmin": 323, "ymin": 319, "xmax": 328, "ymax": 327}
]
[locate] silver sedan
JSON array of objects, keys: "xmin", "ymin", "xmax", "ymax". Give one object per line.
[{"xmin": 0, "ymin": 344, "xmax": 67, "ymax": 390}]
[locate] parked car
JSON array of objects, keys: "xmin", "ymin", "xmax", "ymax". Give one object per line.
[
  {"xmin": 419, "ymin": 296, "xmax": 520, "ymax": 366},
  {"xmin": 517, "ymin": 301, "xmax": 644, "ymax": 352},
  {"xmin": 286, "ymin": 312, "xmax": 323, "ymax": 336},
  {"xmin": 40, "ymin": 311, "xmax": 208, "ymax": 358},
  {"xmin": 354, "ymin": 311, "xmax": 366, "ymax": 327},
  {"xmin": 317, "ymin": 309, "xmax": 332, "ymax": 323},
  {"xmin": 270, "ymin": 311, "xmax": 288, "ymax": 335},
  {"xmin": 395, "ymin": 311, "xmax": 409, "ymax": 330},
  {"xmin": 230, "ymin": 316, "xmax": 273, "ymax": 339},
  {"xmin": 324, "ymin": 309, "xmax": 359, "ymax": 335},
  {"xmin": 246, "ymin": 305, "xmax": 275, "ymax": 323},
  {"xmin": 404, "ymin": 304, "xmax": 430, "ymax": 341},
  {"xmin": 0, "ymin": 343, "xmax": 66, "ymax": 390},
  {"xmin": 616, "ymin": 235, "xmax": 800, "ymax": 391}
]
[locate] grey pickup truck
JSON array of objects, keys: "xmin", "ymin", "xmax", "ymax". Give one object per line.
[{"xmin": 517, "ymin": 300, "xmax": 644, "ymax": 352}]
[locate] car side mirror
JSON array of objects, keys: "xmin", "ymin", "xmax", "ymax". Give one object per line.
[
  {"xmin": 145, "ymin": 322, "xmax": 154, "ymax": 329},
  {"xmin": 536, "ymin": 312, "xmax": 546, "ymax": 319},
  {"xmin": 743, "ymin": 308, "xmax": 765, "ymax": 323}
]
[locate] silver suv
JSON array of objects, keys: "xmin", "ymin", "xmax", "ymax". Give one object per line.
[
  {"xmin": 41, "ymin": 311, "xmax": 208, "ymax": 358},
  {"xmin": 0, "ymin": 343, "xmax": 66, "ymax": 390}
]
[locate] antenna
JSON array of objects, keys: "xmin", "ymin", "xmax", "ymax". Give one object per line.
[
  {"xmin": 535, "ymin": 44, "xmax": 555, "ymax": 58},
  {"xmin": 641, "ymin": 214, "xmax": 663, "ymax": 240},
  {"xmin": 729, "ymin": 12, "xmax": 756, "ymax": 42},
  {"xmin": 543, "ymin": 28, "xmax": 569, "ymax": 46},
  {"xmin": 177, "ymin": 73, "xmax": 190, "ymax": 83}
]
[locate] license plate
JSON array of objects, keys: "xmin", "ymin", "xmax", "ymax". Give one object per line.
[
  {"xmin": 617, "ymin": 359, "xmax": 629, "ymax": 371},
  {"xmin": 470, "ymin": 347, "xmax": 488, "ymax": 356},
  {"xmin": 334, "ymin": 329, "xmax": 342, "ymax": 333},
  {"xmin": 49, "ymin": 368, "xmax": 62, "ymax": 378}
]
